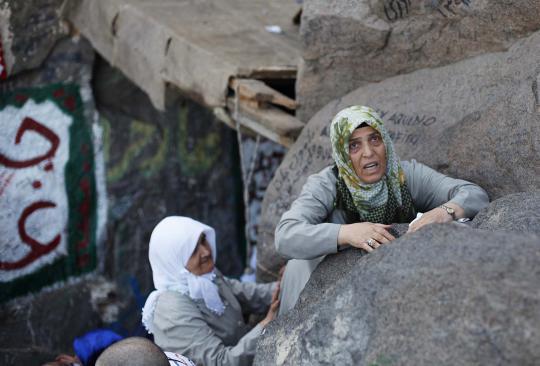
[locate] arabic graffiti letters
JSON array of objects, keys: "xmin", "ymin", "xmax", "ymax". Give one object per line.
[
  {"xmin": 0, "ymin": 85, "xmax": 98, "ymax": 301},
  {"xmin": 0, "ymin": 117, "xmax": 60, "ymax": 168},
  {"xmin": 0, "ymin": 201, "xmax": 61, "ymax": 270},
  {"xmin": 0, "ymin": 98, "xmax": 71, "ymax": 282}
]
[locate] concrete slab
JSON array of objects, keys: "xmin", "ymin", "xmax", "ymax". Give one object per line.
[{"xmin": 66, "ymin": 0, "xmax": 301, "ymax": 110}]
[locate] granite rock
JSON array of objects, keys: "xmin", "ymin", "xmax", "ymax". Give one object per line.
[
  {"xmin": 0, "ymin": 0, "xmax": 69, "ymax": 78},
  {"xmin": 0, "ymin": 278, "xmax": 113, "ymax": 365},
  {"xmin": 297, "ymin": 0, "xmax": 540, "ymax": 121},
  {"xmin": 472, "ymin": 191, "xmax": 540, "ymax": 235},
  {"xmin": 255, "ymin": 224, "xmax": 540, "ymax": 365}
]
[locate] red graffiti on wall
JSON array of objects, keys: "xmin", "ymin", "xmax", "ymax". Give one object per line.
[
  {"xmin": 0, "ymin": 117, "xmax": 60, "ymax": 168},
  {"xmin": 0, "ymin": 171, "xmax": 15, "ymax": 198},
  {"xmin": 0, "ymin": 201, "xmax": 61, "ymax": 270},
  {"xmin": 0, "ymin": 34, "xmax": 7, "ymax": 80},
  {"xmin": 0, "ymin": 114, "xmax": 63, "ymax": 270}
]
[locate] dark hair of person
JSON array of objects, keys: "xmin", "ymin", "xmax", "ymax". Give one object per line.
[{"xmin": 95, "ymin": 337, "xmax": 169, "ymax": 366}]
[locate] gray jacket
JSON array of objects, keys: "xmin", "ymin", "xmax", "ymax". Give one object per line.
[
  {"xmin": 152, "ymin": 271, "xmax": 275, "ymax": 366},
  {"xmin": 276, "ymin": 159, "xmax": 490, "ymax": 260},
  {"xmin": 274, "ymin": 160, "xmax": 489, "ymax": 315}
]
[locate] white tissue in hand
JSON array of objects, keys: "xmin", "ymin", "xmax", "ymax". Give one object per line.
[{"xmin": 409, "ymin": 212, "xmax": 423, "ymax": 226}]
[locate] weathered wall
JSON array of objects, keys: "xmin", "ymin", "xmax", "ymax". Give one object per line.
[
  {"xmin": 93, "ymin": 56, "xmax": 245, "ymax": 307},
  {"xmin": 0, "ymin": 0, "xmax": 69, "ymax": 78},
  {"xmin": 0, "ymin": 2, "xmax": 247, "ymax": 364},
  {"xmin": 0, "ymin": 3, "xmax": 111, "ymax": 362},
  {"xmin": 0, "ymin": 37, "xmax": 105, "ymax": 302},
  {"xmin": 297, "ymin": 0, "xmax": 540, "ymax": 121},
  {"xmin": 257, "ymin": 29, "xmax": 540, "ymax": 281}
]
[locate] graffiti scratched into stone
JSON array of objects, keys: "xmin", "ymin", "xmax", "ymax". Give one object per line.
[
  {"xmin": 383, "ymin": 0, "xmax": 472, "ymax": 21},
  {"xmin": 0, "ymin": 84, "xmax": 98, "ymax": 302},
  {"xmin": 384, "ymin": 0, "xmax": 412, "ymax": 22},
  {"xmin": 433, "ymin": 0, "xmax": 472, "ymax": 18}
]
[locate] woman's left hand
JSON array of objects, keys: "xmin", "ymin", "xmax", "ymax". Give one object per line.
[{"xmin": 407, "ymin": 203, "xmax": 464, "ymax": 233}]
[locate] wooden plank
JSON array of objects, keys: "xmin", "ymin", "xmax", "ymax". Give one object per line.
[
  {"xmin": 212, "ymin": 107, "xmax": 257, "ymax": 138},
  {"xmin": 230, "ymin": 78, "xmax": 297, "ymax": 110},
  {"xmin": 227, "ymin": 97, "xmax": 304, "ymax": 138},
  {"xmin": 232, "ymin": 113, "xmax": 296, "ymax": 148},
  {"xmin": 240, "ymin": 66, "xmax": 297, "ymax": 80}
]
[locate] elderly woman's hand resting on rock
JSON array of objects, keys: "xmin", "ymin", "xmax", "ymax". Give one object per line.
[
  {"xmin": 407, "ymin": 202, "xmax": 465, "ymax": 233},
  {"xmin": 338, "ymin": 223, "xmax": 396, "ymax": 252}
]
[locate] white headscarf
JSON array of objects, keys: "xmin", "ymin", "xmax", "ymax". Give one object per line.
[{"xmin": 141, "ymin": 216, "xmax": 225, "ymax": 334}]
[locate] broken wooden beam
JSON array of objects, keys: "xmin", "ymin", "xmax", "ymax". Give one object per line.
[
  {"xmin": 230, "ymin": 78, "xmax": 297, "ymax": 110},
  {"xmin": 227, "ymin": 96, "xmax": 304, "ymax": 147}
]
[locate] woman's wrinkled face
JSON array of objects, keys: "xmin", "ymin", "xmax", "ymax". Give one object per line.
[
  {"xmin": 348, "ymin": 126, "xmax": 387, "ymax": 184},
  {"xmin": 185, "ymin": 233, "xmax": 214, "ymax": 275}
]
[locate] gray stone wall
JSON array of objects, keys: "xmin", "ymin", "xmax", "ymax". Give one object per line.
[{"xmin": 0, "ymin": 3, "xmax": 245, "ymax": 365}]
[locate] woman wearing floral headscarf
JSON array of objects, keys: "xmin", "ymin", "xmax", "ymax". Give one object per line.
[
  {"xmin": 275, "ymin": 105, "xmax": 489, "ymax": 315},
  {"xmin": 142, "ymin": 216, "xmax": 279, "ymax": 366}
]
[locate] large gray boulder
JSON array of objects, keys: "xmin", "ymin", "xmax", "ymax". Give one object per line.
[
  {"xmin": 297, "ymin": 0, "xmax": 540, "ymax": 121},
  {"xmin": 257, "ymin": 29, "xmax": 540, "ymax": 281},
  {"xmin": 472, "ymin": 191, "xmax": 540, "ymax": 235},
  {"xmin": 255, "ymin": 224, "xmax": 540, "ymax": 365}
]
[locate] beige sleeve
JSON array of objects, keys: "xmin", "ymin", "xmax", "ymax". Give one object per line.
[
  {"xmin": 223, "ymin": 277, "xmax": 276, "ymax": 314},
  {"xmin": 275, "ymin": 166, "xmax": 341, "ymax": 260},
  {"xmin": 153, "ymin": 292, "xmax": 262, "ymax": 366},
  {"xmin": 402, "ymin": 159, "xmax": 490, "ymax": 218}
]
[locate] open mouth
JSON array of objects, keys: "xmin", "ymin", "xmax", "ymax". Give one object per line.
[{"xmin": 363, "ymin": 162, "xmax": 379, "ymax": 170}]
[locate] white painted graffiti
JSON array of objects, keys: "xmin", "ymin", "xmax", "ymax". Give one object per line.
[{"xmin": 0, "ymin": 99, "xmax": 72, "ymax": 282}]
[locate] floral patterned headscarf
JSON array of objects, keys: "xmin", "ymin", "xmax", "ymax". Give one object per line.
[{"xmin": 330, "ymin": 105, "xmax": 407, "ymax": 218}]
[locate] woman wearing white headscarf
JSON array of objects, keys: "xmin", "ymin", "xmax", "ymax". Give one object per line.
[
  {"xmin": 275, "ymin": 105, "xmax": 489, "ymax": 314},
  {"xmin": 142, "ymin": 216, "xmax": 279, "ymax": 366}
]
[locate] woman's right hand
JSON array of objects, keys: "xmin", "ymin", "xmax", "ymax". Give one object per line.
[
  {"xmin": 260, "ymin": 282, "xmax": 280, "ymax": 328},
  {"xmin": 338, "ymin": 222, "xmax": 396, "ymax": 252}
]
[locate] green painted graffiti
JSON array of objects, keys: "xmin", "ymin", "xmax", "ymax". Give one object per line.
[
  {"xmin": 101, "ymin": 116, "xmax": 169, "ymax": 183},
  {"xmin": 177, "ymin": 106, "xmax": 220, "ymax": 177},
  {"xmin": 100, "ymin": 103, "xmax": 221, "ymax": 184}
]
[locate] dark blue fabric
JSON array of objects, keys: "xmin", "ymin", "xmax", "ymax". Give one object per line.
[{"xmin": 73, "ymin": 329, "xmax": 123, "ymax": 366}]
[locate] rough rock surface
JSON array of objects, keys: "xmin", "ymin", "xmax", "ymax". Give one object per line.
[
  {"xmin": 255, "ymin": 225, "xmax": 540, "ymax": 365},
  {"xmin": 472, "ymin": 191, "xmax": 540, "ymax": 235},
  {"xmin": 297, "ymin": 0, "xmax": 540, "ymax": 121},
  {"xmin": 0, "ymin": 0, "xmax": 69, "ymax": 78},
  {"xmin": 0, "ymin": 278, "xmax": 114, "ymax": 366},
  {"xmin": 257, "ymin": 29, "xmax": 540, "ymax": 281}
]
